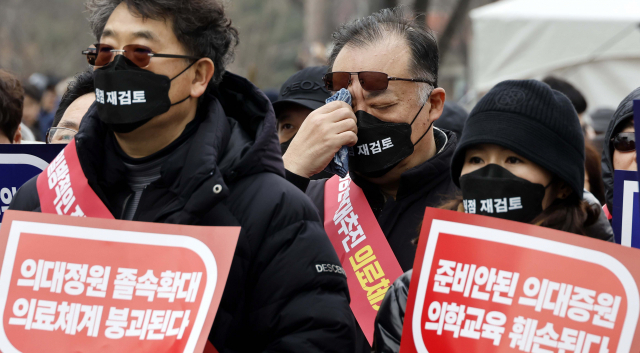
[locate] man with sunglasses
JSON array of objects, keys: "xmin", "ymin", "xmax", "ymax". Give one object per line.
[
  {"xmin": 602, "ymin": 87, "xmax": 640, "ymax": 221},
  {"xmin": 9, "ymin": 0, "xmax": 356, "ymax": 351},
  {"xmin": 283, "ymin": 8, "xmax": 457, "ymax": 351}
]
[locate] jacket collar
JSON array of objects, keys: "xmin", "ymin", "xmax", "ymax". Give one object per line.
[{"xmin": 396, "ymin": 127, "xmax": 456, "ymax": 200}]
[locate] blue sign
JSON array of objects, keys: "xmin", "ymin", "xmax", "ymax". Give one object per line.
[
  {"xmin": 0, "ymin": 144, "xmax": 65, "ymax": 222},
  {"xmin": 613, "ymin": 100, "xmax": 640, "ymax": 246},
  {"xmin": 613, "ymin": 170, "xmax": 640, "ymax": 247}
]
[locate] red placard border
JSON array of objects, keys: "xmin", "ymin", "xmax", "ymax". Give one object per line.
[
  {"xmin": 0, "ymin": 210, "xmax": 239, "ymax": 353},
  {"xmin": 402, "ymin": 207, "xmax": 640, "ymax": 353}
]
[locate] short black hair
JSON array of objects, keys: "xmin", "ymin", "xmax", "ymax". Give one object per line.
[
  {"xmin": 542, "ymin": 76, "xmax": 587, "ymax": 114},
  {"xmin": 0, "ymin": 70, "xmax": 24, "ymax": 142},
  {"xmin": 53, "ymin": 70, "xmax": 95, "ymax": 128},
  {"xmin": 328, "ymin": 7, "xmax": 439, "ymax": 93},
  {"xmin": 86, "ymin": 0, "xmax": 239, "ymax": 85},
  {"xmin": 22, "ymin": 83, "xmax": 42, "ymax": 102}
]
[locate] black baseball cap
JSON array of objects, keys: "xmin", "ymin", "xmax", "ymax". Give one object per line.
[{"xmin": 273, "ymin": 66, "xmax": 331, "ymax": 116}]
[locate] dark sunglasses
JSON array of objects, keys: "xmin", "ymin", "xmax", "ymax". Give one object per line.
[
  {"xmin": 322, "ymin": 71, "xmax": 434, "ymax": 92},
  {"xmin": 612, "ymin": 132, "xmax": 636, "ymax": 152},
  {"xmin": 82, "ymin": 43, "xmax": 200, "ymax": 68}
]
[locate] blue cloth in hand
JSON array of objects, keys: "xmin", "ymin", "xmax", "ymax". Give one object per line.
[{"xmin": 323, "ymin": 89, "xmax": 353, "ymax": 178}]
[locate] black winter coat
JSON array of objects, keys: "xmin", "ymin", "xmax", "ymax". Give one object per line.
[
  {"xmin": 9, "ymin": 72, "xmax": 356, "ymax": 352},
  {"xmin": 602, "ymin": 87, "xmax": 640, "ymax": 216},
  {"xmin": 288, "ymin": 128, "xmax": 458, "ymax": 352}
]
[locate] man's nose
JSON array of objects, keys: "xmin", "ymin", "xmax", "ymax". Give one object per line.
[{"xmin": 349, "ymin": 76, "xmax": 368, "ymax": 112}]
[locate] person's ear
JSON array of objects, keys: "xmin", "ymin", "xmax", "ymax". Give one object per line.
[
  {"xmin": 190, "ymin": 58, "xmax": 215, "ymax": 99},
  {"xmin": 427, "ymin": 87, "xmax": 446, "ymax": 123},
  {"xmin": 13, "ymin": 125, "xmax": 22, "ymax": 144},
  {"xmin": 556, "ymin": 181, "xmax": 573, "ymax": 200}
]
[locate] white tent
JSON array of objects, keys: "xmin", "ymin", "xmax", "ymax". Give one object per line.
[{"xmin": 469, "ymin": 0, "xmax": 640, "ymax": 112}]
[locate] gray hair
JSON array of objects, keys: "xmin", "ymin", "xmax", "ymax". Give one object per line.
[
  {"xmin": 328, "ymin": 7, "xmax": 438, "ymax": 105},
  {"xmin": 86, "ymin": 0, "xmax": 239, "ymax": 85}
]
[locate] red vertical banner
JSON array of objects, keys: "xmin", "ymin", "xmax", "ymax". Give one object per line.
[
  {"xmin": 400, "ymin": 207, "xmax": 640, "ymax": 353},
  {"xmin": 0, "ymin": 210, "xmax": 239, "ymax": 353},
  {"xmin": 324, "ymin": 174, "xmax": 404, "ymax": 344}
]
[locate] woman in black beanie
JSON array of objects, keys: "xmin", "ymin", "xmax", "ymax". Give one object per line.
[
  {"xmin": 447, "ymin": 79, "xmax": 607, "ymax": 235},
  {"xmin": 372, "ymin": 79, "xmax": 613, "ymax": 353}
]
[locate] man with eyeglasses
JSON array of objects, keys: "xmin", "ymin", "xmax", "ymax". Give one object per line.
[
  {"xmin": 47, "ymin": 70, "xmax": 95, "ymax": 144},
  {"xmin": 282, "ymin": 8, "xmax": 457, "ymax": 351},
  {"xmin": 601, "ymin": 87, "xmax": 640, "ymax": 221},
  {"xmin": 10, "ymin": 0, "xmax": 356, "ymax": 351}
]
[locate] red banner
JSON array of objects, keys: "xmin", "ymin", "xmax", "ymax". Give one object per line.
[
  {"xmin": 324, "ymin": 174, "xmax": 404, "ymax": 344},
  {"xmin": 400, "ymin": 207, "xmax": 640, "ymax": 353},
  {"xmin": 36, "ymin": 139, "xmax": 113, "ymax": 219},
  {"xmin": 0, "ymin": 210, "xmax": 239, "ymax": 353}
]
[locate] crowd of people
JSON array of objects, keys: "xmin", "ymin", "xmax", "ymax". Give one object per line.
[{"xmin": 0, "ymin": 0, "xmax": 637, "ymax": 352}]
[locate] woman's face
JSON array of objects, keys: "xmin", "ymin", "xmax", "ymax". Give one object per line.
[
  {"xmin": 460, "ymin": 144, "xmax": 568, "ymax": 209},
  {"xmin": 612, "ymin": 126, "xmax": 637, "ymax": 171}
]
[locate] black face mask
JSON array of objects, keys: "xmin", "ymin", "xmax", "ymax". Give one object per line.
[
  {"xmin": 459, "ymin": 164, "xmax": 551, "ymax": 223},
  {"xmin": 280, "ymin": 135, "xmax": 294, "ymax": 156},
  {"xmin": 350, "ymin": 104, "xmax": 432, "ymax": 178},
  {"xmin": 93, "ymin": 55, "xmax": 193, "ymax": 133}
]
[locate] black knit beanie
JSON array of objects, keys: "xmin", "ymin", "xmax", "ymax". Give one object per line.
[{"xmin": 451, "ymin": 80, "xmax": 585, "ymax": 199}]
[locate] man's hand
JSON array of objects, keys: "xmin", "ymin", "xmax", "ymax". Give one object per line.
[{"xmin": 283, "ymin": 101, "xmax": 357, "ymax": 178}]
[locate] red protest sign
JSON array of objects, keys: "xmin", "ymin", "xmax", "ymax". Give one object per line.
[
  {"xmin": 0, "ymin": 210, "xmax": 239, "ymax": 353},
  {"xmin": 400, "ymin": 207, "xmax": 640, "ymax": 353}
]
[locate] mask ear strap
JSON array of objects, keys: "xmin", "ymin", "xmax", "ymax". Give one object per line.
[
  {"xmin": 410, "ymin": 101, "xmax": 432, "ymax": 146},
  {"xmin": 171, "ymin": 95, "xmax": 191, "ymax": 106},
  {"xmin": 413, "ymin": 121, "xmax": 433, "ymax": 147},
  {"xmin": 410, "ymin": 103, "xmax": 426, "ymax": 125},
  {"xmin": 169, "ymin": 60, "xmax": 198, "ymax": 106},
  {"xmin": 170, "ymin": 60, "xmax": 198, "ymax": 81}
]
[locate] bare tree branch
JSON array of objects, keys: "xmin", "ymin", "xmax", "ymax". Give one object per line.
[{"xmin": 438, "ymin": 0, "xmax": 472, "ymax": 62}]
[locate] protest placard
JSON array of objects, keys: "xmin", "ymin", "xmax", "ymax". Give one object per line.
[
  {"xmin": 0, "ymin": 210, "xmax": 239, "ymax": 353},
  {"xmin": 0, "ymin": 144, "xmax": 65, "ymax": 223},
  {"xmin": 400, "ymin": 207, "xmax": 640, "ymax": 353}
]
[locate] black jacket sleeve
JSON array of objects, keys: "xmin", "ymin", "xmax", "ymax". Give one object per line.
[
  {"xmin": 223, "ymin": 174, "xmax": 356, "ymax": 352},
  {"xmin": 285, "ymin": 169, "xmax": 311, "ymax": 193},
  {"xmin": 251, "ymin": 220, "xmax": 356, "ymax": 352},
  {"xmin": 8, "ymin": 176, "xmax": 41, "ymax": 212},
  {"xmin": 373, "ymin": 270, "xmax": 412, "ymax": 353}
]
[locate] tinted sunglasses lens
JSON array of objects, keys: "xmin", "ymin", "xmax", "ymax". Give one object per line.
[
  {"xmin": 614, "ymin": 134, "xmax": 636, "ymax": 152},
  {"xmin": 124, "ymin": 44, "xmax": 152, "ymax": 67},
  {"xmin": 358, "ymin": 72, "xmax": 388, "ymax": 91},
  {"xmin": 94, "ymin": 44, "xmax": 114, "ymax": 66},
  {"xmin": 325, "ymin": 72, "xmax": 350, "ymax": 91},
  {"xmin": 85, "ymin": 51, "xmax": 96, "ymax": 65}
]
